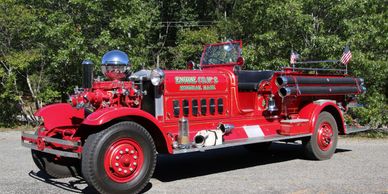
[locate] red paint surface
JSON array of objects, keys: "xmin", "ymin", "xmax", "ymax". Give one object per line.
[
  {"xmin": 25, "ymin": 40, "xmax": 362, "ymax": 157},
  {"xmin": 317, "ymin": 122, "xmax": 334, "ymax": 151},
  {"xmin": 35, "ymin": 103, "xmax": 84, "ymax": 130},
  {"xmin": 104, "ymin": 138, "xmax": 144, "ymax": 183}
]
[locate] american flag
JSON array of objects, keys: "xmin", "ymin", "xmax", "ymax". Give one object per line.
[
  {"xmin": 290, "ymin": 51, "xmax": 299, "ymax": 64},
  {"xmin": 340, "ymin": 45, "xmax": 352, "ymax": 65}
]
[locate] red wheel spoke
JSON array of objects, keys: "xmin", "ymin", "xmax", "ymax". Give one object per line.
[
  {"xmin": 104, "ymin": 138, "xmax": 144, "ymax": 183},
  {"xmin": 317, "ymin": 122, "xmax": 334, "ymax": 151}
]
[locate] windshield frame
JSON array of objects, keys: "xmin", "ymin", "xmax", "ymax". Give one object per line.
[{"xmin": 200, "ymin": 40, "xmax": 243, "ymax": 68}]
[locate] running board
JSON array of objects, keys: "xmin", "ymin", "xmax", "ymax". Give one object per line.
[
  {"xmin": 345, "ymin": 125, "xmax": 371, "ymax": 134},
  {"xmin": 173, "ymin": 133, "xmax": 311, "ymax": 154}
]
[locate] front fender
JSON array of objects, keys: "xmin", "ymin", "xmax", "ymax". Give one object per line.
[
  {"xmin": 36, "ymin": 103, "xmax": 84, "ymax": 130},
  {"xmin": 82, "ymin": 107, "xmax": 172, "ymax": 153},
  {"xmin": 82, "ymin": 107, "xmax": 160, "ymax": 126},
  {"xmin": 298, "ymin": 100, "xmax": 345, "ymax": 134}
]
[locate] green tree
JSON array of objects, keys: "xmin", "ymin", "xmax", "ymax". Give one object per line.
[
  {"xmin": 220, "ymin": 0, "xmax": 387, "ymax": 127},
  {"xmin": 168, "ymin": 27, "xmax": 219, "ymax": 69},
  {"xmin": 0, "ymin": 0, "xmax": 386, "ymax": 128},
  {"xmin": 1, "ymin": 0, "xmax": 161, "ymax": 126},
  {"xmin": 0, "ymin": 1, "xmax": 43, "ymax": 125}
]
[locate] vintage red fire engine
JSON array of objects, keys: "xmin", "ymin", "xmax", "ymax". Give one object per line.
[{"xmin": 22, "ymin": 40, "xmax": 367, "ymax": 194}]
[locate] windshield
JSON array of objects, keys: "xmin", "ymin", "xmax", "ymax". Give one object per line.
[{"xmin": 201, "ymin": 42, "xmax": 241, "ymax": 66}]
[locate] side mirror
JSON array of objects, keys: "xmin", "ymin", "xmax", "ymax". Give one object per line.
[
  {"xmin": 237, "ymin": 56, "xmax": 245, "ymax": 67},
  {"xmin": 186, "ymin": 61, "xmax": 196, "ymax": 70}
]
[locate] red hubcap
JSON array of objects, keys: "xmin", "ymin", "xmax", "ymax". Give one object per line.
[
  {"xmin": 317, "ymin": 122, "xmax": 334, "ymax": 151},
  {"xmin": 104, "ymin": 138, "xmax": 144, "ymax": 183}
]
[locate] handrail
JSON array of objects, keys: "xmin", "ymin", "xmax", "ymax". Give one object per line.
[
  {"xmin": 283, "ymin": 67, "xmax": 347, "ymax": 72},
  {"xmin": 293, "ymin": 60, "xmax": 339, "ymax": 64},
  {"xmin": 287, "ymin": 59, "xmax": 348, "ymax": 74}
]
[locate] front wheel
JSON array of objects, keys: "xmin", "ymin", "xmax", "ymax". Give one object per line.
[
  {"xmin": 31, "ymin": 129, "xmax": 81, "ymax": 178},
  {"xmin": 32, "ymin": 150, "xmax": 81, "ymax": 178},
  {"xmin": 304, "ymin": 111, "xmax": 338, "ymax": 160},
  {"xmin": 82, "ymin": 121, "xmax": 156, "ymax": 194}
]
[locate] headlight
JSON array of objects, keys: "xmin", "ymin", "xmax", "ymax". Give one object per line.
[{"xmin": 150, "ymin": 68, "xmax": 165, "ymax": 86}]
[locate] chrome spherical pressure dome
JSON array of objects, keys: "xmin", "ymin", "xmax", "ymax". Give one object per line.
[{"xmin": 101, "ymin": 50, "xmax": 131, "ymax": 80}]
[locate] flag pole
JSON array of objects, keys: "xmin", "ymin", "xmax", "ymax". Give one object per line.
[
  {"xmin": 293, "ymin": 60, "xmax": 296, "ymax": 71},
  {"xmin": 341, "ymin": 44, "xmax": 351, "ymax": 75},
  {"xmin": 291, "ymin": 50, "xmax": 295, "ymax": 71}
]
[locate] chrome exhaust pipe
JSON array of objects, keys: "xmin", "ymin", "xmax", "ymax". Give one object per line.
[{"xmin": 217, "ymin": 123, "xmax": 234, "ymax": 135}]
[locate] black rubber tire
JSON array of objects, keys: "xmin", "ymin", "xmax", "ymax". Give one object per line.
[
  {"xmin": 304, "ymin": 111, "xmax": 338, "ymax": 160},
  {"xmin": 31, "ymin": 150, "xmax": 82, "ymax": 178},
  {"xmin": 31, "ymin": 128, "xmax": 81, "ymax": 179},
  {"xmin": 244, "ymin": 142, "xmax": 272, "ymax": 152},
  {"xmin": 81, "ymin": 121, "xmax": 157, "ymax": 194}
]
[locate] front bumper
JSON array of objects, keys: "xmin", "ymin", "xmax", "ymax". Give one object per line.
[{"xmin": 21, "ymin": 131, "xmax": 82, "ymax": 158}]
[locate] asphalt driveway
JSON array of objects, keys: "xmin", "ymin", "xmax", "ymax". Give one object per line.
[{"xmin": 0, "ymin": 131, "xmax": 387, "ymax": 194}]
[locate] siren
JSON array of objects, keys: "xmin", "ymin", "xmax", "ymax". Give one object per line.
[{"xmin": 267, "ymin": 95, "xmax": 278, "ymax": 112}]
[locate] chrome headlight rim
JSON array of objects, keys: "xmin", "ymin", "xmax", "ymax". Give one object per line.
[{"xmin": 150, "ymin": 68, "xmax": 165, "ymax": 86}]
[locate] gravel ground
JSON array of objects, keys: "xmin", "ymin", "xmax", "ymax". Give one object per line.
[{"xmin": 0, "ymin": 131, "xmax": 387, "ymax": 194}]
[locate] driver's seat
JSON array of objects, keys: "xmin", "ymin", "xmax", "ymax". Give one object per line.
[{"xmin": 237, "ymin": 70, "xmax": 274, "ymax": 91}]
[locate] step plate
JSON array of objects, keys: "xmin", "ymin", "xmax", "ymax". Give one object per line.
[{"xmin": 173, "ymin": 133, "xmax": 311, "ymax": 154}]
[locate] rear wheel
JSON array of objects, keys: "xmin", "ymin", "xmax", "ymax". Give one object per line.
[
  {"xmin": 304, "ymin": 111, "xmax": 338, "ymax": 160},
  {"xmin": 82, "ymin": 121, "xmax": 156, "ymax": 194}
]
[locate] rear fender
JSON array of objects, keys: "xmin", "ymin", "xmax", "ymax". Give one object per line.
[
  {"xmin": 298, "ymin": 100, "xmax": 345, "ymax": 134},
  {"xmin": 82, "ymin": 107, "xmax": 172, "ymax": 153},
  {"xmin": 35, "ymin": 103, "xmax": 84, "ymax": 130}
]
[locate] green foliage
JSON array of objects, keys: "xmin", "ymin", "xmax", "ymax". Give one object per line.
[
  {"xmin": 0, "ymin": 0, "xmax": 386, "ymax": 128},
  {"xmin": 0, "ymin": 73, "xmax": 20, "ymax": 126},
  {"xmin": 37, "ymin": 87, "xmax": 61, "ymax": 104},
  {"xmin": 218, "ymin": 0, "xmax": 387, "ymax": 127},
  {"xmin": 350, "ymin": 92, "xmax": 388, "ymax": 128},
  {"xmin": 0, "ymin": 1, "xmax": 41, "ymax": 126},
  {"xmin": 347, "ymin": 129, "xmax": 388, "ymax": 139},
  {"xmin": 168, "ymin": 28, "xmax": 219, "ymax": 69}
]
